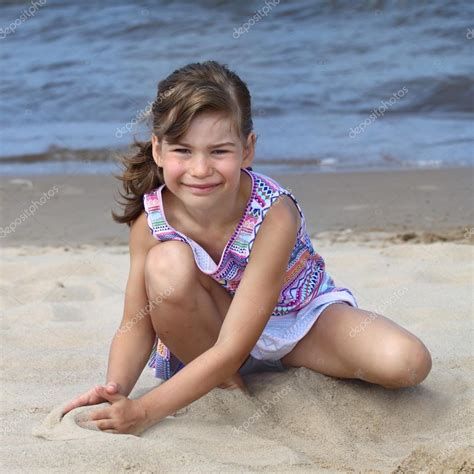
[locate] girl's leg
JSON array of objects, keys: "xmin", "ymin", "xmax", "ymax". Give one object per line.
[
  {"xmin": 280, "ymin": 303, "xmax": 432, "ymax": 389},
  {"xmin": 144, "ymin": 241, "xmax": 245, "ymax": 390}
]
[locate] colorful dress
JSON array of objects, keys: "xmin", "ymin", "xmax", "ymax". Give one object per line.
[{"xmin": 143, "ymin": 167, "xmax": 358, "ymax": 380}]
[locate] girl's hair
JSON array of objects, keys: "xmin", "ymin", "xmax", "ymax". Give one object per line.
[{"xmin": 111, "ymin": 60, "xmax": 254, "ymax": 227}]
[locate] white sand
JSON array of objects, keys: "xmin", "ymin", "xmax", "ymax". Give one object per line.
[{"xmin": 1, "ymin": 239, "xmax": 473, "ymax": 472}]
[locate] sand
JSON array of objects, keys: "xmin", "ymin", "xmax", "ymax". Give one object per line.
[
  {"xmin": 1, "ymin": 167, "xmax": 472, "ymax": 247},
  {"xmin": 1, "ymin": 168, "xmax": 473, "ymax": 472}
]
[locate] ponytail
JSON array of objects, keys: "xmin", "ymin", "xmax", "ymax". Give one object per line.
[{"xmin": 111, "ymin": 138, "xmax": 163, "ymax": 227}]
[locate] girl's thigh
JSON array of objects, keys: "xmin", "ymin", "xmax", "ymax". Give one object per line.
[{"xmin": 280, "ymin": 302, "xmax": 432, "ymax": 386}]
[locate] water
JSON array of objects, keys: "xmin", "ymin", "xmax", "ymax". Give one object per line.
[{"xmin": 0, "ymin": 0, "xmax": 473, "ymax": 175}]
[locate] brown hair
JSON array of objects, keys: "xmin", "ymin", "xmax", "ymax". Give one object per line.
[{"xmin": 111, "ymin": 60, "xmax": 255, "ymax": 227}]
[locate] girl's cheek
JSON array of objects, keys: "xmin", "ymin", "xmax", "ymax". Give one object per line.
[{"xmin": 164, "ymin": 159, "xmax": 186, "ymax": 175}]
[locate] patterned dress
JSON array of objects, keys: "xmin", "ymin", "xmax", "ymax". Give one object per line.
[{"xmin": 143, "ymin": 167, "xmax": 358, "ymax": 380}]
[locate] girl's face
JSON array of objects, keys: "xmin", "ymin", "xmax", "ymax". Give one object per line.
[{"xmin": 151, "ymin": 111, "xmax": 255, "ymax": 209}]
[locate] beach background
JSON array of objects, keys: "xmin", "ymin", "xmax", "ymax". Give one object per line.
[
  {"xmin": 1, "ymin": 0, "xmax": 473, "ymax": 472},
  {"xmin": 1, "ymin": 0, "xmax": 473, "ymax": 174}
]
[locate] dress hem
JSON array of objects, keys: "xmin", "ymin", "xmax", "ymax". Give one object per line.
[{"xmin": 250, "ymin": 290, "xmax": 358, "ymax": 360}]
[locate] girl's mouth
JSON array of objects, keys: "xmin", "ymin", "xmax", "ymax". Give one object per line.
[
  {"xmin": 184, "ymin": 183, "xmax": 220, "ymax": 193},
  {"xmin": 185, "ymin": 183, "xmax": 220, "ymax": 188}
]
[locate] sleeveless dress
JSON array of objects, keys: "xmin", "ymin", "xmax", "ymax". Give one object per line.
[{"xmin": 143, "ymin": 167, "xmax": 358, "ymax": 380}]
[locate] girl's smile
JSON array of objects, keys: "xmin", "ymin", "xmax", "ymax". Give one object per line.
[{"xmin": 183, "ymin": 183, "xmax": 221, "ymax": 194}]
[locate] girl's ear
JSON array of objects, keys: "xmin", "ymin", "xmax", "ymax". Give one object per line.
[
  {"xmin": 151, "ymin": 134, "xmax": 163, "ymax": 167},
  {"xmin": 242, "ymin": 132, "xmax": 256, "ymax": 168}
]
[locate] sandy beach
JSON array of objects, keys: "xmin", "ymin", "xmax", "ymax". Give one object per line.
[{"xmin": 1, "ymin": 167, "xmax": 473, "ymax": 472}]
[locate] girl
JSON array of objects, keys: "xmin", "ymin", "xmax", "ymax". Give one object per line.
[{"xmin": 61, "ymin": 61, "xmax": 432, "ymax": 435}]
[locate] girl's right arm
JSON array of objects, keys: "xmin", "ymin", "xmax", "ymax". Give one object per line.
[
  {"xmin": 62, "ymin": 211, "xmax": 159, "ymax": 414},
  {"xmin": 104, "ymin": 211, "xmax": 160, "ymax": 395}
]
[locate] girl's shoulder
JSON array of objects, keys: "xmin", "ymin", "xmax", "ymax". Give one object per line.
[
  {"xmin": 249, "ymin": 169, "xmax": 303, "ymax": 218},
  {"xmin": 250, "ymin": 169, "xmax": 294, "ymax": 198}
]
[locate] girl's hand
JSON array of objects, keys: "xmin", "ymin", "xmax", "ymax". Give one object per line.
[
  {"xmin": 218, "ymin": 373, "xmax": 248, "ymax": 393},
  {"xmin": 61, "ymin": 382, "xmax": 122, "ymax": 417},
  {"xmin": 87, "ymin": 386, "xmax": 151, "ymax": 436}
]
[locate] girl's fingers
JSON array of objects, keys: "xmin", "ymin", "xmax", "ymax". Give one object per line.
[
  {"xmin": 63, "ymin": 383, "xmax": 117, "ymax": 417},
  {"xmin": 72, "ymin": 394, "xmax": 90, "ymax": 409},
  {"xmin": 63, "ymin": 394, "xmax": 99, "ymax": 416},
  {"xmin": 89, "ymin": 408, "xmax": 111, "ymax": 421},
  {"xmin": 94, "ymin": 384, "xmax": 112, "ymax": 396},
  {"xmin": 78, "ymin": 393, "xmax": 92, "ymax": 405},
  {"xmin": 94, "ymin": 419, "xmax": 116, "ymax": 431},
  {"xmin": 64, "ymin": 397, "xmax": 83, "ymax": 413}
]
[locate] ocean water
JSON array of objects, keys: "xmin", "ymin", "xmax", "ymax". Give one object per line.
[{"xmin": 0, "ymin": 0, "xmax": 473, "ymax": 175}]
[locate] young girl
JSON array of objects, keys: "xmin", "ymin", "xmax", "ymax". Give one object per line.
[{"xmin": 61, "ymin": 61, "xmax": 432, "ymax": 435}]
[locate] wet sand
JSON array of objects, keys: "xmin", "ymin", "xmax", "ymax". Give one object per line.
[{"xmin": 0, "ymin": 167, "xmax": 472, "ymax": 247}]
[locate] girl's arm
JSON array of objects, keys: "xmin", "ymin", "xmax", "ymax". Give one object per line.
[
  {"xmin": 138, "ymin": 196, "xmax": 301, "ymax": 426},
  {"xmin": 105, "ymin": 212, "xmax": 160, "ymax": 396}
]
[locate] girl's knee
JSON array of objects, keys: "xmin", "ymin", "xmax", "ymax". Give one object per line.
[
  {"xmin": 406, "ymin": 338, "xmax": 432, "ymax": 385},
  {"xmin": 144, "ymin": 241, "xmax": 198, "ymax": 298},
  {"xmin": 380, "ymin": 336, "xmax": 432, "ymax": 388}
]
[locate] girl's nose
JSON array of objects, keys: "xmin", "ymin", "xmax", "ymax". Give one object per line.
[{"xmin": 190, "ymin": 155, "xmax": 213, "ymax": 176}]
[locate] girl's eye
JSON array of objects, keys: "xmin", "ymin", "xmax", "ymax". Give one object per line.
[{"xmin": 173, "ymin": 149, "xmax": 228, "ymax": 155}]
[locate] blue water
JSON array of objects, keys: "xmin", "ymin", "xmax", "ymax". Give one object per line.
[{"xmin": 0, "ymin": 0, "xmax": 473, "ymax": 175}]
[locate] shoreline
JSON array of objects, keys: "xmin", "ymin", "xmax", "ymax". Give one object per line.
[
  {"xmin": 1, "ymin": 166, "xmax": 472, "ymax": 247},
  {"xmin": 0, "ymin": 146, "xmax": 472, "ymax": 176}
]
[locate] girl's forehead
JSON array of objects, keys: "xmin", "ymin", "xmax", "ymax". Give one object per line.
[
  {"xmin": 188, "ymin": 112, "xmax": 235, "ymax": 133},
  {"xmin": 166, "ymin": 113, "xmax": 240, "ymax": 144}
]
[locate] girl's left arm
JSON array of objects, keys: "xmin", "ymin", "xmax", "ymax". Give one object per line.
[{"xmin": 138, "ymin": 195, "xmax": 301, "ymax": 428}]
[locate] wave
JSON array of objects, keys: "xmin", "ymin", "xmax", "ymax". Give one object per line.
[{"xmin": 358, "ymin": 75, "xmax": 474, "ymax": 114}]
